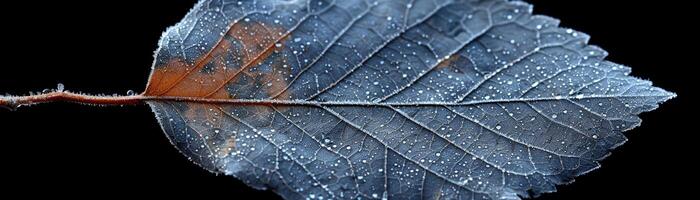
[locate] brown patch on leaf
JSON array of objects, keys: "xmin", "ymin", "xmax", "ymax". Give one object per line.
[
  {"xmin": 217, "ymin": 138, "xmax": 237, "ymax": 158},
  {"xmin": 144, "ymin": 58, "xmax": 190, "ymax": 95},
  {"xmin": 144, "ymin": 20, "xmax": 291, "ymax": 100},
  {"xmin": 182, "ymin": 104, "xmax": 223, "ymax": 131},
  {"xmin": 436, "ymin": 54, "xmax": 460, "ymax": 70},
  {"xmin": 175, "ymin": 103, "xmax": 225, "ymax": 158},
  {"xmin": 226, "ymin": 34, "xmax": 293, "ymax": 100}
]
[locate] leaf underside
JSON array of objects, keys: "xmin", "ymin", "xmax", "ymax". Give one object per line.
[{"xmin": 143, "ymin": 0, "xmax": 674, "ymax": 199}]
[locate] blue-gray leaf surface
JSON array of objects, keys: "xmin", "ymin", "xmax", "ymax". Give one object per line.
[{"xmin": 142, "ymin": 0, "xmax": 675, "ymax": 199}]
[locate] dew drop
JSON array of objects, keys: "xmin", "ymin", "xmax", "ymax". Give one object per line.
[{"xmin": 56, "ymin": 83, "xmax": 65, "ymax": 92}]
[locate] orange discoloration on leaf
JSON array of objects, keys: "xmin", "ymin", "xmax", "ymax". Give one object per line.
[
  {"xmin": 247, "ymin": 41, "xmax": 293, "ymax": 100},
  {"xmin": 144, "ymin": 59, "xmax": 190, "ymax": 95},
  {"xmin": 217, "ymin": 138, "xmax": 237, "ymax": 158},
  {"xmin": 223, "ymin": 33, "xmax": 293, "ymax": 101},
  {"xmin": 180, "ymin": 103, "xmax": 229, "ymax": 153},
  {"xmin": 436, "ymin": 54, "xmax": 461, "ymax": 70},
  {"xmin": 144, "ymin": 20, "xmax": 291, "ymax": 100},
  {"xmin": 179, "ymin": 103, "xmax": 249, "ymax": 158},
  {"xmin": 141, "ymin": 18, "xmax": 302, "ymax": 159},
  {"xmin": 182, "ymin": 104, "xmax": 223, "ymax": 132}
]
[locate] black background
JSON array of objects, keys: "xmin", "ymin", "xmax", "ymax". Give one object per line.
[{"xmin": 0, "ymin": 0, "xmax": 694, "ymax": 199}]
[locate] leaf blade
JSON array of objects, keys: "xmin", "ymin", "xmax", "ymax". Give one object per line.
[{"xmin": 144, "ymin": 0, "xmax": 675, "ymax": 199}]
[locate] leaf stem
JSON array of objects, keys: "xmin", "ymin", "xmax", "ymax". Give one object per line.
[{"xmin": 0, "ymin": 91, "xmax": 144, "ymax": 110}]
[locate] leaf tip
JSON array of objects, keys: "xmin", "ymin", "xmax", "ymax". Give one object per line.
[{"xmin": 657, "ymin": 88, "xmax": 677, "ymax": 104}]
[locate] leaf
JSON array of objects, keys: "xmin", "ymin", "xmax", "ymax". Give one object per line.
[{"xmin": 142, "ymin": 0, "xmax": 675, "ymax": 199}]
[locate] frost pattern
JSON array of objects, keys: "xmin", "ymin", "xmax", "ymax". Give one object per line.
[{"xmin": 146, "ymin": 0, "xmax": 675, "ymax": 199}]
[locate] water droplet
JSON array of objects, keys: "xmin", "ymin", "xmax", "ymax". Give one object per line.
[
  {"xmin": 56, "ymin": 83, "xmax": 64, "ymax": 92},
  {"xmin": 126, "ymin": 90, "xmax": 136, "ymax": 96},
  {"xmin": 495, "ymin": 125, "xmax": 502, "ymax": 130}
]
